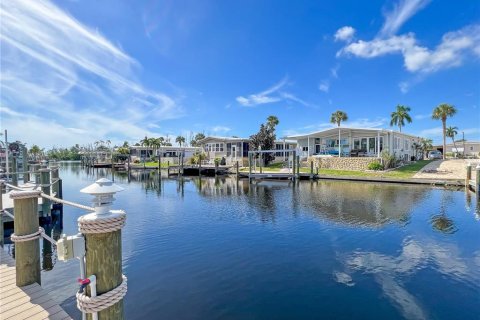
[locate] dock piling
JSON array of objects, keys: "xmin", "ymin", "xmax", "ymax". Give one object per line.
[
  {"xmin": 236, "ymin": 161, "xmax": 239, "ymax": 179},
  {"xmin": 80, "ymin": 179, "xmax": 126, "ymax": 319},
  {"xmin": 476, "ymin": 165, "xmax": 480, "ymax": 198},
  {"xmin": 0, "ymin": 180, "xmax": 3, "ymax": 247},
  {"xmin": 310, "ymin": 161, "xmax": 314, "ymax": 180},
  {"xmin": 10, "ymin": 190, "xmax": 42, "ymax": 286},
  {"xmin": 40, "ymin": 168, "xmax": 51, "ymax": 217},
  {"xmin": 12, "ymin": 156, "xmax": 18, "ymax": 186}
]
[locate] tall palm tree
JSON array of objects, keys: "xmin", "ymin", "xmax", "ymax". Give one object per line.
[
  {"xmin": 390, "ymin": 105, "xmax": 412, "ymax": 132},
  {"xmin": 176, "ymin": 136, "xmax": 185, "ymax": 147},
  {"xmin": 267, "ymin": 115, "xmax": 279, "ymax": 127},
  {"xmin": 446, "ymin": 126, "xmax": 458, "ymax": 158},
  {"xmin": 330, "ymin": 110, "xmax": 348, "ymax": 127},
  {"xmin": 432, "ymin": 103, "xmax": 457, "ymax": 160}
]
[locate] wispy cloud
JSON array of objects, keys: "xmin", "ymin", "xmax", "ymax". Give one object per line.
[
  {"xmin": 210, "ymin": 126, "xmax": 231, "ymax": 133},
  {"xmin": 338, "ymin": 24, "xmax": 480, "ymax": 74},
  {"xmin": 236, "ymin": 77, "xmax": 312, "ymax": 107},
  {"xmin": 0, "ymin": 0, "xmax": 183, "ymax": 147},
  {"xmin": 380, "ymin": 0, "xmax": 431, "ymax": 37},
  {"xmin": 318, "ymin": 80, "xmax": 330, "ymax": 93},
  {"xmin": 414, "ymin": 113, "xmax": 431, "ymax": 120}
]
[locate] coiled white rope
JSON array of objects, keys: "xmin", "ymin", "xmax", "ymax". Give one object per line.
[
  {"xmin": 11, "ymin": 227, "xmax": 44, "ymax": 242},
  {"xmin": 76, "ymin": 275, "xmax": 128, "ymax": 313},
  {"xmin": 78, "ymin": 211, "xmax": 126, "ymax": 234}
]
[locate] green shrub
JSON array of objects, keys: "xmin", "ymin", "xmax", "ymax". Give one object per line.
[
  {"xmin": 368, "ymin": 161, "xmax": 384, "ymax": 171},
  {"xmin": 381, "ymin": 151, "xmax": 395, "ymax": 169},
  {"xmin": 214, "ymin": 157, "xmax": 221, "ymax": 166}
]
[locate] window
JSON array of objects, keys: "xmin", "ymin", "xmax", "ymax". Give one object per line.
[
  {"xmin": 353, "ymin": 138, "xmax": 360, "ymax": 150},
  {"xmin": 315, "ymin": 138, "xmax": 321, "ymax": 144},
  {"xmin": 302, "ymin": 146, "xmax": 309, "ymax": 151}
]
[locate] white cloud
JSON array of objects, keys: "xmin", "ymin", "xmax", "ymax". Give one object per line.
[
  {"xmin": 236, "ymin": 77, "xmax": 311, "ymax": 107},
  {"xmin": 339, "ymin": 24, "xmax": 480, "ymax": 74},
  {"xmin": 0, "ymin": 0, "xmax": 183, "ymax": 147},
  {"xmin": 318, "ymin": 80, "xmax": 330, "ymax": 93},
  {"xmin": 211, "ymin": 126, "xmax": 231, "ymax": 133},
  {"xmin": 334, "ymin": 26, "xmax": 356, "ymax": 42},
  {"xmin": 380, "ymin": 0, "xmax": 431, "ymax": 37},
  {"xmin": 413, "ymin": 113, "xmax": 430, "ymax": 120}
]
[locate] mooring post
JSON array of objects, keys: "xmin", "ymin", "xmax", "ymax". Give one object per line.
[
  {"xmin": 310, "ymin": 161, "xmax": 314, "ymax": 180},
  {"xmin": 10, "ymin": 190, "xmax": 42, "ymax": 286},
  {"xmin": 476, "ymin": 165, "xmax": 480, "ymax": 197},
  {"xmin": 236, "ymin": 161, "xmax": 239, "ymax": 179},
  {"xmin": 181, "ymin": 153, "xmax": 184, "ymax": 176},
  {"xmin": 51, "ymin": 166, "xmax": 60, "ymax": 196},
  {"xmin": 248, "ymin": 153, "xmax": 252, "ymax": 184},
  {"xmin": 80, "ymin": 179, "xmax": 126, "ymax": 319},
  {"xmin": 199, "ymin": 156, "xmax": 202, "ymax": 177},
  {"xmin": 296, "ymin": 155, "xmax": 300, "ymax": 177},
  {"xmin": 0, "ymin": 180, "xmax": 4, "ymax": 247},
  {"xmin": 167, "ymin": 161, "xmax": 170, "ymax": 176},
  {"xmin": 292, "ymin": 151, "xmax": 296, "ymax": 181},
  {"xmin": 40, "ymin": 168, "xmax": 51, "ymax": 218},
  {"xmin": 466, "ymin": 164, "xmax": 472, "ymax": 188},
  {"xmin": 24, "ymin": 164, "xmax": 30, "ymax": 183},
  {"xmin": 259, "ymin": 152, "xmax": 263, "ymax": 174},
  {"xmin": 12, "ymin": 156, "xmax": 18, "ymax": 186}
]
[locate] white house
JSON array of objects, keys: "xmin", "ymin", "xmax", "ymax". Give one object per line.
[
  {"xmin": 198, "ymin": 136, "xmax": 297, "ymax": 165},
  {"xmin": 286, "ymin": 127, "xmax": 422, "ymax": 161}
]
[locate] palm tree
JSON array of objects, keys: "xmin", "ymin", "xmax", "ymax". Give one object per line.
[
  {"xmin": 420, "ymin": 138, "xmax": 433, "ymax": 160},
  {"xmin": 432, "ymin": 103, "xmax": 457, "ymax": 160},
  {"xmin": 29, "ymin": 145, "xmax": 41, "ymax": 161},
  {"xmin": 176, "ymin": 136, "xmax": 185, "ymax": 147},
  {"xmin": 446, "ymin": 126, "xmax": 458, "ymax": 158},
  {"xmin": 330, "ymin": 110, "xmax": 348, "ymax": 127},
  {"xmin": 267, "ymin": 115, "xmax": 279, "ymax": 127},
  {"xmin": 390, "ymin": 105, "xmax": 412, "ymax": 132}
]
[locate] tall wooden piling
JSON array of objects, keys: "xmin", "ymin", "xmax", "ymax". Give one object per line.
[
  {"xmin": 167, "ymin": 161, "xmax": 170, "ymax": 176},
  {"xmin": 12, "ymin": 156, "xmax": 18, "ymax": 186},
  {"xmin": 292, "ymin": 151, "xmax": 296, "ymax": 181},
  {"xmin": 40, "ymin": 168, "xmax": 51, "ymax": 217},
  {"xmin": 11, "ymin": 190, "xmax": 41, "ymax": 286},
  {"xmin": 0, "ymin": 181, "xmax": 3, "ymax": 247},
  {"xmin": 24, "ymin": 164, "xmax": 30, "ymax": 182},
  {"xmin": 236, "ymin": 161, "xmax": 239, "ymax": 179},
  {"xmin": 296, "ymin": 155, "xmax": 300, "ymax": 176},
  {"xmin": 476, "ymin": 165, "xmax": 480, "ymax": 197},
  {"xmin": 248, "ymin": 153, "xmax": 252, "ymax": 184},
  {"xmin": 51, "ymin": 166, "xmax": 59, "ymax": 197},
  {"xmin": 84, "ymin": 228, "xmax": 124, "ymax": 319},
  {"xmin": 310, "ymin": 161, "xmax": 314, "ymax": 180},
  {"xmin": 466, "ymin": 164, "xmax": 471, "ymax": 187}
]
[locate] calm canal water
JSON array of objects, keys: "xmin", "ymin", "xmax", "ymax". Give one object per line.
[{"xmin": 7, "ymin": 163, "xmax": 480, "ymax": 319}]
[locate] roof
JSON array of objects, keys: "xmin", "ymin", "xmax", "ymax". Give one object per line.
[
  {"xmin": 285, "ymin": 127, "xmax": 421, "ymax": 140},
  {"xmin": 197, "ymin": 136, "xmax": 249, "ymax": 144}
]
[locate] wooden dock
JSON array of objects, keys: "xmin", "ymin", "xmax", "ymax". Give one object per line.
[{"xmin": 0, "ymin": 250, "xmax": 72, "ymax": 320}]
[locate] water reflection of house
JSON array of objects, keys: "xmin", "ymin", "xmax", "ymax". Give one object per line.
[
  {"xmin": 286, "ymin": 127, "xmax": 421, "ymax": 161},
  {"xmin": 297, "ymin": 181, "xmax": 428, "ymax": 227}
]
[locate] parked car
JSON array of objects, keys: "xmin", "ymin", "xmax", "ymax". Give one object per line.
[{"xmin": 428, "ymin": 150, "xmax": 443, "ymax": 160}]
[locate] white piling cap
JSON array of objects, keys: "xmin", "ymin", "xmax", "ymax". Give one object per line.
[{"xmin": 80, "ymin": 178, "xmax": 124, "ymax": 195}]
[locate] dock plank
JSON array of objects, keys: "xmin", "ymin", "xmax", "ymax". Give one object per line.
[{"xmin": 0, "ymin": 250, "xmax": 72, "ymax": 320}]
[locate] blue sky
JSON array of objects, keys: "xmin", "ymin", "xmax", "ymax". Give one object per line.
[{"xmin": 1, "ymin": 0, "xmax": 479, "ymax": 147}]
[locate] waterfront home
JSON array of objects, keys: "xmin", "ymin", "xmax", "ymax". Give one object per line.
[
  {"xmin": 286, "ymin": 127, "xmax": 422, "ymax": 170},
  {"xmin": 197, "ymin": 136, "xmax": 250, "ymax": 165},
  {"xmin": 445, "ymin": 141, "xmax": 480, "ymax": 158},
  {"xmin": 129, "ymin": 146, "xmax": 200, "ymax": 162},
  {"xmin": 197, "ymin": 136, "xmax": 297, "ymax": 165}
]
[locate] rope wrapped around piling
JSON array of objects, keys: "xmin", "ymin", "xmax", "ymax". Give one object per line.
[
  {"xmin": 10, "ymin": 227, "xmax": 44, "ymax": 242},
  {"xmin": 77, "ymin": 211, "xmax": 126, "ymax": 234},
  {"xmin": 76, "ymin": 275, "xmax": 128, "ymax": 313}
]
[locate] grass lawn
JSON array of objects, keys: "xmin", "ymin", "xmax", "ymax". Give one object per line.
[
  {"xmin": 240, "ymin": 160, "xmax": 433, "ymax": 180},
  {"xmin": 131, "ymin": 161, "xmax": 171, "ymax": 168}
]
